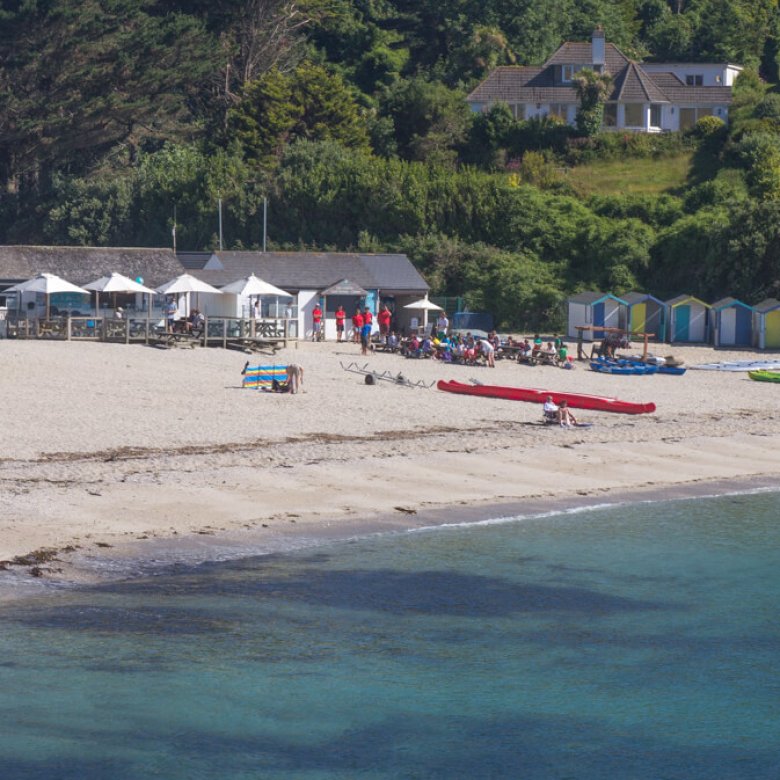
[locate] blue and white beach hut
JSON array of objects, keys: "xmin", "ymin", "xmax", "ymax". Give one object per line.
[
  {"xmin": 665, "ymin": 294, "xmax": 711, "ymax": 344},
  {"xmin": 566, "ymin": 292, "xmax": 628, "ymax": 341},
  {"xmin": 754, "ymin": 298, "xmax": 780, "ymax": 350},
  {"xmin": 623, "ymin": 291, "xmax": 667, "ymax": 341},
  {"xmin": 710, "ymin": 297, "xmax": 754, "ymax": 348}
]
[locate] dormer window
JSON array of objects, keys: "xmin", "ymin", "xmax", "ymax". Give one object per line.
[
  {"xmin": 562, "ymin": 65, "xmax": 580, "ymax": 83},
  {"xmin": 686, "ymin": 74, "xmax": 704, "ymax": 86}
]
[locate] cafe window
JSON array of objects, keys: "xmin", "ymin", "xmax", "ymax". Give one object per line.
[
  {"xmin": 679, "ymin": 107, "xmax": 712, "ymax": 130},
  {"xmin": 603, "ymin": 103, "xmax": 617, "ymax": 127},
  {"xmin": 624, "ymin": 103, "xmax": 645, "ymax": 127},
  {"xmin": 650, "ymin": 104, "xmax": 662, "ymax": 128}
]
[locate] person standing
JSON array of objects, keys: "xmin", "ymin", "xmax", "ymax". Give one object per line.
[
  {"xmin": 164, "ymin": 297, "xmax": 177, "ymax": 332},
  {"xmin": 377, "ymin": 304, "xmax": 392, "ymax": 343},
  {"xmin": 436, "ymin": 311, "xmax": 449, "ymax": 336},
  {"xmin": 352, "ymin": 308, "xmax": 364, "ymax": 343},
  {"xmin": 335, "ymin": 305, "xmax": 346, "ymax": 342},
  {"xmin": 311, "ymin": 302, "xmax": 323, "ymax": 341}
]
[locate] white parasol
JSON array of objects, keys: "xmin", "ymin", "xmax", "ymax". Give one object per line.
[
  {"xmin": 219, "ymin": 274, "xmax": 293, "ymax": 319},
  {"xmin": 403, "ymin": 295, "xmax": 443, "ymax": 331},
  {"xmin": 5, "ymin": 273, "xmax": 90, "ymax": 319},
  {"xmin": 83, "ymin": 272, "xmax": 157, "ymax": 317},
  {"xmin": 155, "ymin": 273, "xmax": 222, "ymax": 318}
]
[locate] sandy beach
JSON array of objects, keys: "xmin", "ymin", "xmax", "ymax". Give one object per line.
[{"xmin": 1, "ymin": 338, "xmax": 778, "ymax": 587}]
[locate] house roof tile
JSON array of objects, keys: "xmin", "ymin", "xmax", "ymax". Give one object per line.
[
  {"xmin": 613, "ymin": 62, "xmax": 669, "ymax": 103},
  {"xmin": 0, "ymin": 245, "xmax": 183, "ymax": 287},
  {"xmin": 189, "ymin": 252, "xmax": 428, "ymax": 295}
]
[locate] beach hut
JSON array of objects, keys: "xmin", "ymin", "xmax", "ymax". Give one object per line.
[
  {"xmin": 566, "ymin": 292, "xmax": 628, "ymax": 341},
  {"xmin": 665, "ymin": 294, "xmax": 711, "ymax": 344},
  {"xmin": 623, "ymin": 291, "xmax": 666, "ymax": 342},
  {"xmin": 710, "ymin": 297, "xmax": 754, "ymax": 348},
  {"xmin": 754, "ymin": 298, "xmax": 780, "ymax": 350}
]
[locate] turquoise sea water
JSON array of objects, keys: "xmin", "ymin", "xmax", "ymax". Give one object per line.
[{"xmin": 1, "ymin": 491, "xmax": 779, "ymax": 779}]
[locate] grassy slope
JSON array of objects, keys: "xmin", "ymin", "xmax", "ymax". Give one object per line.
[{"xmin": 566, "ymin": 152, "xmax": 694, "ymax": 196}]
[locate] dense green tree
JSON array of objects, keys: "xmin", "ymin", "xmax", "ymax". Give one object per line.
[
  {"xmin": 0, "ymin": 0, "xmax": 219, "ymax": 192},
  {"xmin": 378, "ymin": 77, "xmax": 472, "ymax": 165},
  {"xmin": 228, "ymin": 63, "xmax": 369, "ymax": 167}
]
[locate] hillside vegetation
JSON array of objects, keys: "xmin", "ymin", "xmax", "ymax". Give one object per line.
[{"xmin": 1, "ymin": 0, "xmax": 780, "ymax": 328}]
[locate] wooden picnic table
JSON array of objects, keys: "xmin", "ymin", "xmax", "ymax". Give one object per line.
[
  {"xmin": 227, "ymin": 337, "xmax": 285, "ymax": 354},
  {"xmin": 150, "ymin": 329, "xmax": 201, "ymax": 349}
]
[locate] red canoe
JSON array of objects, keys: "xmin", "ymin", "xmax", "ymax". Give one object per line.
[{"xmin": 437, "ymin": 380, "xmax": 655, "ymax": 415}]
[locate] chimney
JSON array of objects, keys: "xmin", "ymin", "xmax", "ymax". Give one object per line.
[{"xmin": 592, "ymin": 26, "xmax": 605, "ymax": 69}]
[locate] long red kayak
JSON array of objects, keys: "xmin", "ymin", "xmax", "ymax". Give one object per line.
[{"xmin": 437, "ymin": 380, "xmax": 655, "ymax": 415}]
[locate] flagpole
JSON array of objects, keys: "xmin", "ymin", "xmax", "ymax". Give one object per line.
[{"xmin": 172, "ymin": 206, "xmax": 177, "ymax": 254}]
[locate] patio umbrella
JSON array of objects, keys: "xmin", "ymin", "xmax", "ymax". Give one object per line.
[
  {"xmin": 403, "ymin": 295, "xmax": 443, "ymax": 332},
  {"xmin": 219, "ymin": 274, "xmax": 292, "ymax": 319},
  {"xmin": 221, "ymin": 274, "xmax": 293, "ymax": 322},
  {"xmin": 155, "ymin": 273, "xmax": 222, "ymax": 317},
  {"xmin": 5, "ymin": 272, "xmax": 90, "ymax": 319},
  {"xmin": 83, "ymin": 272, "xmax": 156, "ymax": 317},
  {"xmin": 219, "ymin": 274, "xmax": 292, "ymax": 298}
]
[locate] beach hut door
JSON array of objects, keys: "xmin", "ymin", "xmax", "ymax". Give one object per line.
[
  {"xmin": 766, "ymin": 310, "xmax": 780, "ymax": 348},
  {"xmin": 674, "ymin": 306, "xmax": 690, "ymax": 342},
  {"xmin": 593, "ymin": 302, "xmax": 605, "ymax": 339}
]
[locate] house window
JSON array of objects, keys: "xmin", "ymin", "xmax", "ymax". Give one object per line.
[
  {"xmin": 624, "ymin": 103, "xmax": 645, "ymax": 127},
  {"xmin": 650, "ymin": 104, "xmax": 662, "ymax": 128},
  {"xmin": 603, "ymin": 103, "xmax": 617, "ymax": 127},
  {"xmin": 548, "ymin": 103, "xmax": 569, "ymax": 120},
  {"xmin": 679, "ymin": 107, "xmax": 713, "ymax": 130},
  {"xmin": 561, "ymin": 65, "xmax": 579, "ymax": 83},
  {"xmin": 685, "ymin": 74, "xmax": 704, "ymax": 86},
  {"xmin": 511, "ymin": 103, "xmax": 526, "ymax": 120}
]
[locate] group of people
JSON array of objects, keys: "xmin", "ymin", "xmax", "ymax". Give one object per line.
[
  {"xmin": 312, "ymin": 303, "xmax": 395, "ymax": 354},
  {"xmin": 402, "ymin": 330, "xmax": 496, "ymax": 367},
  {"xmin": 505, "ymin": 334, "xmax": 570, "ymax": 367}
]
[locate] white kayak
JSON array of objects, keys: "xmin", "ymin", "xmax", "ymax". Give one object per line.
[{"xmin": 689, "ymin": 360, "xmax": 780, "ymax": 372}]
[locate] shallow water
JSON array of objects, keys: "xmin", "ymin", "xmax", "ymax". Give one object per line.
[{"xmin": 1, "ymin": 491, "xmax": 779, "ymax": 779}]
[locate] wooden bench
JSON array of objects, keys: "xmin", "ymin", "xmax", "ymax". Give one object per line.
[
  {"xmin": 227, "ymin": 337, "xmax": 284, "ymax": 354},
  {"xmin": 150, "ymin": 330, "xmax": 201, "ymax": 349}
]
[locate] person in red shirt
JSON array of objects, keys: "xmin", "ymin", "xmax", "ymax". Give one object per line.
[
  {"xmin": 363, "ymin": 306, "xmax": 373, "ymax": 326},
  {"xmin": 351, "ymin": 308, "xmax": 364, "ymax": 343},
  {"xmin": 311, "ymin": 303, "xmax": 323, "ymax": 341},
  {"xmin": 377, "ymin": 304, "xmax": 392, "ymax": 343},
  {"xmin": 335, "ymin": 305, "xmax": 346, "ymax": 342}
]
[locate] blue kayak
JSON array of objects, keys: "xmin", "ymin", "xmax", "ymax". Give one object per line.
[{"xmin": 590, "ymin": 361, "xmax": 658, "ymax": 375}]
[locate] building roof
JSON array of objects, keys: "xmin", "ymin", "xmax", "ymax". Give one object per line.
[
  {"xmin": 622, "ymin": 291, "xmax": 666, "ymax": 305},
  {"xmin": 545, "ymin": 42, "xmax": 630, "ymax": 74},
  {"xmin": 568, "ymin": 291, "xmax": 628, "ymax": 305},
  {"xmin": 320, "ymin": 278, "xmax": 368, "ymax": 297},
  {"xmin": 467, "ymin": 37, "xmax": 735, "ymax": 108},
  {"xmin": 646, "ymin": 72, "xmax": 733, "ymax": 104},
  {"xmin": 754, "ymin": 298, "xmax": 780, "ymax": 313},
  {"xmin": 665, "ymin": 294, "xmax": 711, "ymax": 308},
  {"xmin": 0, "ymin": 246, "xmax": 183, "ymax": 287},
  {"xmin": 188, "ymin": 251, "xmax": 429, "ymax": 295},
  {"xmin": 613, "ymin": 62, "xmax": 669, "ymax": 104},
  {"xmin": 711, "ymin": 296, "xmax": 752, "ymax": 311}
]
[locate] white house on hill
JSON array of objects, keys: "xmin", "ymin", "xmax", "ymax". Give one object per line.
[{"xmin": 467, "ymin": 28, "xmax": 741, "ymax": 133}]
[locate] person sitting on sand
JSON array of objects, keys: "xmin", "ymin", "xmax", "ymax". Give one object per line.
[
  {"xmin": 558, "ymin": 400, "xmax": 578, "ymax": 428},
  {"xmin": 543, "ymin": 395, "xmax": 559, "ymax": 423}
]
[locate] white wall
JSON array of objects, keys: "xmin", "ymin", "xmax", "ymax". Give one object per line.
[
  {"xmin": 567, "ymin": 302, "xmax": 592, "ymax": 340},
  {"xmin": 299, "ymin": 290, "xmax": 319, "ymax": 340}
]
